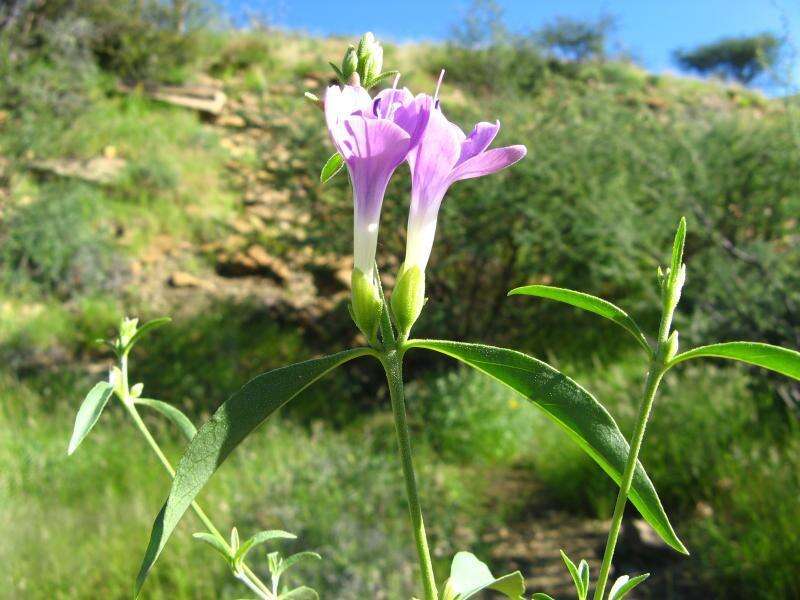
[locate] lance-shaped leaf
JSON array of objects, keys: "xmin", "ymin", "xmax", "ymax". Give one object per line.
[
  {"xmin": 609, "ymin": 573, "xmax": 650, "ymax": 600},
  {"xmin": 560, "ymin": 551, "xmax": 586, "ymax": 600},
  {"xmin": 123, "ymin": 317, "xmax": 171, "ymax": 355},
  {"xmin": 406, "ymin": 340, "xmax": 686, "ymax": 554},
  {"xmin": 444, "ymin": 551, "xmax": 525, "ymax": 599},
  {"xmin": 135, "ymin": 348, "xmax": 374, "ymax": 596},
  {"xmin": 279, "ymin": 588, "xmax": 319, "ymax": 600},
  {"xmin": 67, "ymin": 381, "xmax": 115, "ymax": 455},
  {"xmin": 320, "ymin": 152, "xmax": 344, "ymax": 183},
  {"xmin": 509, "ymin": 285, "xmax": 650, "ymax": 354},
  {"xmin": 135, "ymin": 398, "xmax": 197, "ymax": 441},
  {"xmin": 668, "ymin": 342, "xmax": 800, "ymax": 380},
  {"xmin": 192, "ymin": 532, "xmax": 231, "ymax": 560},
  {"xmin": 235, "ymin": 530, "xmax": 296, "ymax": 567}
]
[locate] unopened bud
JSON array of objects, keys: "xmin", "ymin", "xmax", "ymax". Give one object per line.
[
  {"xmin": 351, "ymin": 268, "xmax": 382, "ymax": 344},
  {"xmin": 664, "ymin": 330, "xmax": 679, "ymax": 361},
  {"xmin": 130, "ymin": 382, "xmax": 144, "ymax": 398},
  {"xmin": 341, "ymin": 45, "xmax": 358, "ymax": 79},
  {"xmin": 119, "ymin": 317, "xmax": 138, "ymax": 346},
  {"xmin": 391, "ymin": 264, "xmax": 425, "ymax": 339},
  {"xmin": 356, "ymin": 31, "xmax": 383, "ymax": 84}
]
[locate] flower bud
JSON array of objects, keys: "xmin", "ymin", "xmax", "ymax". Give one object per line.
[
  {"xmin": 356, "ymin": 32, "xmax": 383, "ymax": 84},
  {"xmin": 341, "ymin": 45, "xmax": 358, "ymax": 79},
  {"xmin": 351, "ymin": 268, "xmax": 382, "ymax": 344},
  {"xmin": 664, "ymin": 330, "xmax": 679, "ymax": 362},
  {"xmin": 119, "ymin": 317, "xmax": 138, "ymax": 347},
  {"xmin": 130, "ymin": 382, "xmax": 144, "ymax": 398},
  {"xmin": 391, "ymin": 264, "xmax": 425, "ymax": 339}
]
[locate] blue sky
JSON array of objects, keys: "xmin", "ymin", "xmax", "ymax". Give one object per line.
[{"xmin": 219, "ymin": 1, "xmax": 800, "ymax": 92}]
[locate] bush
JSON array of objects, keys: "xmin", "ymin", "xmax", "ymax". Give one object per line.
[
  {"xmin": 406, "ymin": 368, "xmax": 538, "ymax": 464},
  {"xmin": 0, "ymin": 183, "xmax": 119, "ymax": 298}
]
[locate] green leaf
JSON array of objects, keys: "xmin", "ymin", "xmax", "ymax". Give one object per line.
[
  {"xmin": 134, "ymin": 348, "xmax": 373, "ymax": 596},
  {"xmin": 328, "ymin": 62, "xmax": 344, "ymax": 81},
  {"xmin": 508, "ymin": 285, "xmax": 650, "ymax": 354},
  {"xmin": 364, "ymin": 69, "xmax": 400, "ymax": 89},
  {"xmin": 578, "ymin": 559, "xmax": 590, "ymax": 599},
  {"xmin": 609, "ymin": 573, "xmax": 650, "ymax": 600},
  {"xmin": 446, "ymin": 551, "xmax": 525, "ymax": 599},
  {"xmin": 560, "ymin": 550, "xmax": 584, "ymax": 599},
  {"xmin": 669, "ymin": 342, "xmax": 800, "ymax": 380},
  {"xmin": 279, "ymin": 587, "xmax": 319, "ymax": 600},
  {"xmin": 123, "ymin": 317, "xmax": 171, "ymax": 354},
  {"xmin": 67, "ymin": 381, "xmax": 115, "ymax": 455},
  {"xmin": 670, "ymin": 217, "xmax": 687, "ymax": 277},
  {"xmin": 320, "ymin": 152, "xmax": 344, "ymax": 184},
  {"xmin": 531, "ymin": 595, "xmax": 555, "ymax": 600},
  {"xmin": 235, "ymin": 530, "xmax": 296, "ymax": 565},
  {"xmin": 192, "ymin": 532, "xmax": 231, "ymax": 560},
  {"xmin": 134, "ymin": 398, "xmax": 197, "ymax": 441},
  {"xmin": 406, "ymin": 340, "xmax": 686, "ymax": 554},
  {"xmin": 278, "ymin": 551, "xmax": 322, "ymax": 576}
]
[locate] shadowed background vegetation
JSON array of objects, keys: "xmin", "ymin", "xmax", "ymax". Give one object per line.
[{"xmin": 1, "ymin": 1, "xmax": 799, "ymax": 598}]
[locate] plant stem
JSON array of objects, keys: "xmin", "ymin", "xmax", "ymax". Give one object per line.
[
  {"xmin": 118, "ymin": 354, "xmax": 275, "ymax": 599},
  {"xmin": 593, "ymin": 276, "xmax": 679, "ymax": 600},
  {"xmin": 591, "ymin": 361, "xmax": 665, "ymax": 599},
  {"xmin": 382, "ymin": 348, "xmax": 438, "ymax": 600}
]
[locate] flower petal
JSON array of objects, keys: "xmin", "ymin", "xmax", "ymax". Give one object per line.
[
  {"xmin": 325, "ymin": 85, "xmax": 372, "ymax": 155},
  {"xmin": 343, "ymin": 115, "xmax": 411, "ymax": 217},
  {"xmin": 456, "ymin": 120, "xmax": 500, "ymax": 166},
  {"xmin": 449, "ymin": 144, "xmax": 527, "ymax": 182},
  {"xmin": 408, "ymin": 107, "xmax": 462, "ymax": 205}
]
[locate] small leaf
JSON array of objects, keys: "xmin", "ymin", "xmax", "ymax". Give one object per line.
[
  {"xmin": 531, "ymin": 595, "xmax": 556, "ymax": 600},
  {"xmin": 135, "ymin": 398, "xmax": 197, "ymax": 440},
  {"xmin": 279, "ymin": 587, "xmax": 319, "ymax": 600},
  {"xmin": 135, "ymin": 348, "xmax": 373, "ymax": 596},
  {"xmin": 67, "ymin": 382, "xmax": 115, "ymax": 455},
  {"xmin": 609, "ymin": 573, "xmax": 650, "ymax": 600},
  {"xmin": 560, "ymin": 551, "xmax": 584, "ymax": 599},
  {"xmin": 277, "ymin": 551, "xmax": 321, "ymax": 577},
  {"xmin": 364, "ymin": 69, "xmax": 399, "ymax": 89},
  {"xmin": 670, "ymin": 217, "xmax": 687, "ymax": 274},
  {"xmin": 447, "ymin": 551, "xmax": 525, "ymax": 599},
  {"xmin": 406, "ymin": 340, "xmax": 686, "ymax": 554},
  {"xmin": 236, "ymin": 530, "xmax": 296, "ymax": 565},
  {"xmin": 320, "ymin": 152, "xmax": 344, "ymax": 184},
  {"xmin": 578, "ymin": 559, "xmax": 590, "ymax": 599},
  {"xmin": 328, "ymin": 62, "xmax": 344, "ymax": 81},
  {"xmin": 123, "ymin": 317, "xmax": 171, "ymax": 354},
  {"xmin": 192, "ymin": 532, "xmax": 231, "ymax": 560},
  {"xmin": 509, "ymin": 285, "xmax": 650, "ymax": 354},
  {"xmin": 669, "ymin": 342, "xmax": 800, "ymax": 380}
]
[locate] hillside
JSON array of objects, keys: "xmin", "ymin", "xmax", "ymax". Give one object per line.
[{"xmin": 1, "ymin": 19, "xmax": 799, "ymax": 600}]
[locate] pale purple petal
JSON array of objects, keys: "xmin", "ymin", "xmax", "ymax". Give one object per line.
[
  {"xmin": 393, "ymin": 93, "xmax": 433, "ymax": 149},
  {"xmin": 456, "ymin": 120, "xmax": 500, "ymax": 166},
  {"xmin": 449, "ymin": 145, "xmax": 527, "ymax": 183},
  {"xmin": 343, "ymin": 116, "xmax": 411, "ymax": 220},
  {"xmin": 325, "ymin": 85, "xmax": 372, "ymax": 157},
  {"xmin": 407, "ymin": 108, "xmax": 462, "ymax": 209}
]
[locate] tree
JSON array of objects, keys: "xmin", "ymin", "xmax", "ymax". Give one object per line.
[
  {"xmin": 535, "ymin": 15, "xmax": 614, "ymax": 62},
  {"xmin": 673, "ymin": 33, "xmax": 781, "ymax": 85}
]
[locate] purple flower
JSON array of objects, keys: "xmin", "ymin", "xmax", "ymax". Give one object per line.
[
  {"xmin": 404, "ymin": 101, "xmax": 527, "ymax": 272},
  {"xmin": 325, "ymin": 84, "xmax": 431, "ymax": 274}
]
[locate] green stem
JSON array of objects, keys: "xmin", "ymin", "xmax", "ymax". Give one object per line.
[
  {"xmin": 118, "ymin": 354, "xmax": 274, "ymax": 599},
  {"xmin": 382, "ymin": 348, "xmax": 438, "ymax": 600},
  {"xmin": 593, "ymin": 278, "xmax": 679, "ymax": 600},
  {"xmin": 592, "ymin": 362, "xmax": 665, "ymax": 599}
]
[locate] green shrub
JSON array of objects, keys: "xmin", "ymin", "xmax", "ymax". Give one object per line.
[
  {"xmin": 407, "ymin": 368, "xmax": 538, "ymax": 464},
  {"xmin": 0, "ymin": 183, "xmax": 118, "ymax": 298}
]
